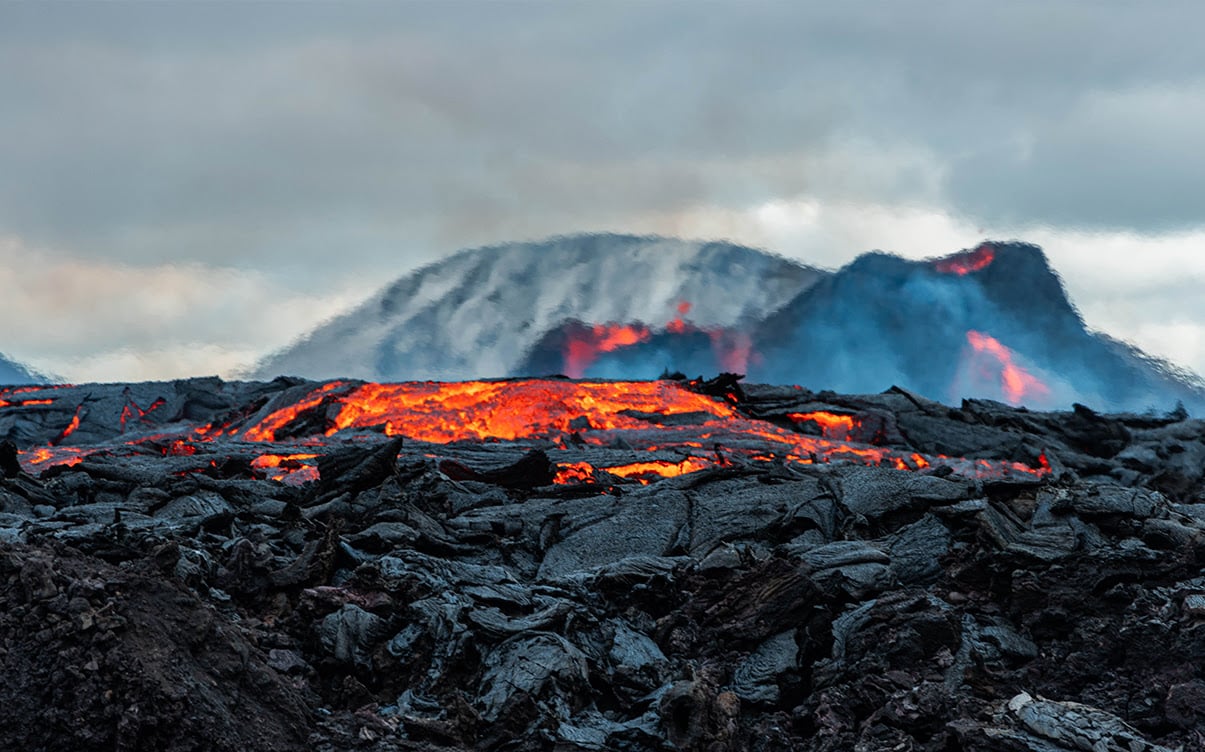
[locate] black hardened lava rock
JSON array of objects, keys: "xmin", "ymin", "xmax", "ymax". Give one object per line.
[{"xmin": 1, "ymin": 378, "xmax": 1204, "ymax": 751}]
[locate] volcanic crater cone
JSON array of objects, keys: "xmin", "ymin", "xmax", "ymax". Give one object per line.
[{"xmin": 751, "ymin": 242, "xmax": 1205, "ymax": 413}]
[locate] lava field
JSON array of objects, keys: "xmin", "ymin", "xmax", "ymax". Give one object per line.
[{"xmin": 1, "ymin": 375, "xmax": 1204, "ymax": 751}]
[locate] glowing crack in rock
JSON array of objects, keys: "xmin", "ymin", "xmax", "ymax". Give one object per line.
[
  {"xmin": 934, "ymin": 245, "xmax": 995, "ymax": 275},
  {"xmin": 965, "ymin": 331, "xmax": 1052, "ymax": 405}
]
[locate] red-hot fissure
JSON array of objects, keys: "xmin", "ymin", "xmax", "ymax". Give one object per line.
[
  {"xmin": 934, "ymin": 244, "xmax": 995, "ymax": 275},
  {"xmin": 563, "ymin": 324, "xmax": 652, "ymax": 378},
  {"xmin": 558, "ymin": 300, "xmax": 756, "ymax": 378},
  {"xmin": 965, "ymin": 331, "xmax": 1051, "ymax": 405}
]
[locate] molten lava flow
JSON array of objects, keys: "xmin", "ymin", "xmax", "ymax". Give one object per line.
[
  {"xmin": 238, "ymin": 381, "xmax": 348, "ymax": 442},
  {"xmin": 250, "ymin": 453, "xmax": 319, "ymax": 468},
  {"xmin": 251, "ymin": 453, "xmax": 320, "ymax": 485},
  {"xmin": 13, "ymin": 377, "xmax": 1052, "ymax": 484},
  {"xmin": 552, "ymin": 299, "xmax": 759, "ymax": 377},
  {"xmin": 965, "ymin": 331, "xmax": 1051, "ymax": 405},
  {"xmin": 297, "ymin": 379, "xmax": 1045, "ymax": 480},
  {"xmin": 19, "ymin": 446, "xmax": 90, "ymax": 471},
  {"xmin": 892, "ymin": 453, "xmax": 931, "ymax": 471},
  {"xmin": 563, "ymin": 324, "xmax": 652, "ymax": 378},
  {"xmin": 553, "ymin": 461, "xmax": 596, "ymax": 484},
  {"xmin": 552, "ymin": 457, "xmax": 722, "ymax": 486},
  {"xmin": 319, "ymin": 380, "xmax": 739, "ymax": 443},
  {"xmin": 0, "ymin": 398, "xmax": 53, "ymax": 407},
  {"xmin": 53, "ymin": 406, "xmax": 83, "ymax": 445},
  {"xmin": 788, "ymin": 411, "xmax": 859, "ymax": 440},
  {"xmin": 934, "ymin": 244, "xmax": 995, "ymax": 275},
  {"xmin": 602, "ymin": 458, "xmax": 721, "ymax": 484},
  {"xmin": 0, "ymin": 385, "xmax": 67, "ymax": 397},
  {"xmin": 165, "ymin": 440, "xmax": 197, "ymax": 456},
  {"xmin": 120, "ymin": 396, "xmax": 166, "ymax": 431}
]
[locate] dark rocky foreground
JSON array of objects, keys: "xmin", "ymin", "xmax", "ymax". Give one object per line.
[{"xmin": 2, "ymin": 377, "xmax": 1205, "ymax": 751}]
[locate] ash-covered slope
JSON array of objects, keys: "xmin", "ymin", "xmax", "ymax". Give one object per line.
[
  {"xmin": 253, "ymin": 234, "xmax": 822, "ymax": 382},
  {"xmin": 0, "ymin": 351, "xmax": 47, "ymax": 386},
  {"xmin": 751, "ymin": 242, "xmax": 1205, "ymax": 413}
]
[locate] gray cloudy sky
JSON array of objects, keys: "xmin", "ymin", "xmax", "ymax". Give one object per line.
[{"xmin": 2, "ymin": 1, "xmax": 1204, "ymax": 381}]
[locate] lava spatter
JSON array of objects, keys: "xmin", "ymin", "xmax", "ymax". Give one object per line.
[
  {"xmin": 964, "ymin": 330, "xmax": 1052, "ymax": 405},
  {"xmin": 934, "ymin": 244, "xmax": 995, "ymax": 275}
]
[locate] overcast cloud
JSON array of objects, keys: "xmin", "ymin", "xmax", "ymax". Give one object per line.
[{"xmin": 1, "ymin": 1, "xmax": 1203, "ymax": 381}]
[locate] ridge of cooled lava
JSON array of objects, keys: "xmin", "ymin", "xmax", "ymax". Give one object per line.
[{"xmin": 2, "ymin": 375, "xmax": 1204, "ymax": 751}]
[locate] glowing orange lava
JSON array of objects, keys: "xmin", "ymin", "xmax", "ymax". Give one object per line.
[
  {"xmin": 563, "ymin": 324, "xmax": 652, "ymax": 378},
  {"xmin": 20, "ymin": 446, "xmax": 90, "ymax": 470},
  {"xmin": 238, "ymin": 381, "xmax": 348, "ymax": 442},
  {"xmin": 251, "ymin": 453, "xmax": 320, "ymax": 485},
  {"xmin": 0, "ymin": 398, "xmax": 53, "ymax": 407},
  {"xmin": 553, "ymin": 457, "xmax": 723, "ymax": 485},
  {"xmin": 6, "ymin": 378, "xmax": 1052, "ymax": 483},
  {"xmin": 53, "ymin": 407, "xmax": 83, "ymax": 445},
  {"xmin": 250, "ymin": 453, "xmax": 319, "ymax": 468},
  {"xmin": 166, "ymin": 440, "xmax": 198, "ymax": 456},
  {"xmin": 552, "ymin": 461, "xmax": 596, "ymax": 484},
  {"xmin": 120, "ymin": 396, "xmax": 166, "ymax": 431},
  {"xmin": 549, "ymin": 300, "xmax": 758, "ymax": 377},
  {"xmin": 891, "ymin": 453, "xmax": 931, "ymax": 471},
  {"xmin": 788, "ymin": 411, "xmax": 859, "ymax": 440},
  {"xmin": 310, "ymin": 380, "xmax": 738, "ymax": 443},
  {"xmin": 965, "ymin": 331, "xmax": 1051, "ymax": 405},
  {"xmin": 602, "ymin": 457, "xmax": 721, "ymax": 484},
  {"xmin": 230, "ymin": 374, "xmax": 1048, "ymax": 481},
  {"xmin": 935, "ymin": 245, "xmax": 995, "ymax": 275},
  {"xmin": 0, "ymin": 385, "xmax": 67, "ymax": 397}
]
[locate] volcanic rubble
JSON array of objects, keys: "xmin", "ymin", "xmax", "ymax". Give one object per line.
[{"xmin": 1, "ymin": 375, "xmax": 1204, "ymax": 751}]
